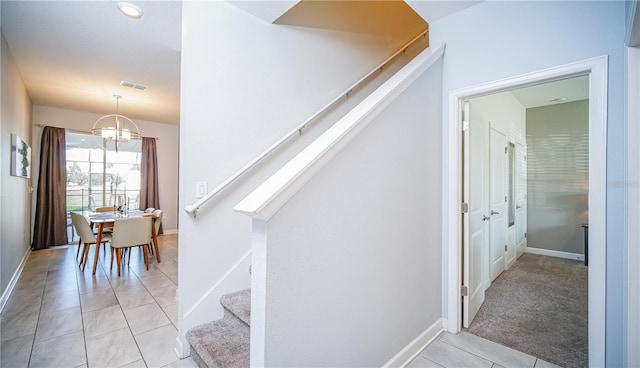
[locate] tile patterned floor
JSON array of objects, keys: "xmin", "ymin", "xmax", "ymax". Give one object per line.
[
  {"xmin": 0, "ymin": 234, "xmax": 196, "ymax": 368},
  {"xmin": 407, "ymin": 330, "xmax": 563, "ymax": 368},
  {"xmin": 2, "ymin": 233, "xmax": 564, "ymax": 368}
]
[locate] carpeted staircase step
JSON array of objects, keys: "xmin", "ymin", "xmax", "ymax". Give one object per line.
[
  {"xmin": 186, "ymin": 288, "xmax": 251, "ymax": 368},
  {"xmin": 220, "ymin": 288, "xmax": 251, "ymax": 326}
]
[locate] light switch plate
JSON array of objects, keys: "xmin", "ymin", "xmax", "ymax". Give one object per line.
[{"xmin": 196, "ymin": 181, "xmax": 207, "ymax": 199}]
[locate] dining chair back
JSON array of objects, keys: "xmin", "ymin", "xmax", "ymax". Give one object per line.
[
  {"xmin": 93, "ymin": 206, "xmax": 115, "ymax": 233},
  {"xmin": 72, "ymin": 212, "xmax": 96, "ymax": 243},
  {"xmin": 110, "ymin": 217, "xmax": 152, "ymax": 276},
  {"xmin": 67, "ymin": 212, "xmax": 76, "ymax": 241},
  {"xmin": 70, "ymin": 212, "xmax": 111, "ymax": 271},
  {"xmin": 96, "ymin": 206, "xmax": 116, "ymax": 212},
  {"xmin": 144, "ymin": 207, "xmax": 155, "ymax": 213},
  {"xmin": 152, "ymin": 209, "xmax": 163, "ymax": 235},
  {"xmin": 147, "ymin": 209, "xmax": 163, "ymax": 255}
]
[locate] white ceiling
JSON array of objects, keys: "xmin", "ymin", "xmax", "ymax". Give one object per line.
[
  {"xmin": 0, "ymin": 0, "xmax": 484, "ymax": 127},
  {"xmin": 406, "ymin": 0, "xmax": 481, "ymax": 23},
  {"xmin": 1, "ymin": 1, "xmax": 182, "ymax": 125},
  {"xmin": 511, "ymin": 75, "xmax": 589, "ymax": 109}
]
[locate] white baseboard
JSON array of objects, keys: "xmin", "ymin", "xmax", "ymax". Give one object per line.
[
  {"xmin": 174, "ymin": 335, "xmax": 189, "ymax": 359},
  {"xmin": 382, "ymin": 318, "xmax": 445, "ymax": 368},
  {"xmin": 0, "ymin": 247, "xmax": 31, "ymax": 313},
  {"xmin": 179, "ymin": 250, "xmax": 252, "ymax": 359},
  {"xmin": 526, "ymin": 247, "xmax": 585, "ymax": 262},
  {"xmin": 483, "ymin": 278, "xmax": 491, "ymax": 292},
  {"xmin": 162, "ymin": 229, "xmax": 178, "ymax": 235}
]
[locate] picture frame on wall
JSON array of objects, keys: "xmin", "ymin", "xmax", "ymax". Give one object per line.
[{"xmin": 10, "ymin": 133, "xmax": 31, "ymax": 178}]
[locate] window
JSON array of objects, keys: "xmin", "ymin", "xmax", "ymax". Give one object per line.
[{"xmin": 66, "ymin": 131, "xmax": 141, "ymax": 211}]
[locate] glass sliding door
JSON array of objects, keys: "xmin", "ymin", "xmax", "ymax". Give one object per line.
[{"xmin": 66, "ymin": 131, "xmax": 141, "ymax": 211}]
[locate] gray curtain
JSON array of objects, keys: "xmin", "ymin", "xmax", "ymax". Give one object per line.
[
  {"xmin": 32, "ymin": 126, "xmax": 68, "ymax": 249},
  {"xmin": 140, "ymin": 137, "xmax": 161, "ymax": 234}
]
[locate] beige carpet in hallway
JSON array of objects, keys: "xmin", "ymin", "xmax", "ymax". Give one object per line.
[{"xmin": 467, "ymin": 253, "xmax": 588, "ymax": 368}]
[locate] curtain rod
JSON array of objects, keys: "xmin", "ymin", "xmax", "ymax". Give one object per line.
[{"xmin": 33, "ymin": 124, "xmax": 159, "ymax": 140}]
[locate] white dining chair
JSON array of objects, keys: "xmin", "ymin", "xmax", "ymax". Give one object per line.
[
  {"xmin": 149, "ymin": 209, "xmax": 163, "ymax": 254},
  {"xmin": 93, "ymin": 206, "xmax": 115, "ymax": 234},
  {"xmin": 95, "ymin": 206, "xmax": 116, "ymax": 213},
  {"xmin": 110, "ymin": 216, "xmax": 152, "ymax": 276},
  {"xmin": 71, "ymin": 212, "xmax": 112, "ymax": 272}
]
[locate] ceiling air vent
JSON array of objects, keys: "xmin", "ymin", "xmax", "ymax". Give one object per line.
[{"xmin": 120, "ymin": 80, "xmax": 148, "ymax": 91}]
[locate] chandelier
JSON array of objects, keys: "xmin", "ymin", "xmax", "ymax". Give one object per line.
[{"xmin": 91, "ymin": 95, "xmax": 140, "ymax": 152}]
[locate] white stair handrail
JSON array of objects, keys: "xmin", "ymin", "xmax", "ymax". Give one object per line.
[
  {"xmin": 184, "ymin": 30, "xmax": 428, "ymax": 218},
  {"xmin": 234, "ymin": 43, "xmax": 446, "ymax": 221}
]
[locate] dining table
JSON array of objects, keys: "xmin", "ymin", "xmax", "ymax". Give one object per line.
[{"xmin": 85, "ymin": 210, "xmax": 160, "ymax": 275}]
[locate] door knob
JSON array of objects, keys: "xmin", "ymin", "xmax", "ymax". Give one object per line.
[
  {"xmin": 516, "ymin": 205, "xmax": 521, "ymax": 209},
  {"xmin": 483, "ymin": 215, "xmax": 490, "ymax": 221},
  {"xmin": 491, "ymin": 210, "xmax": 500, "ymax": 215}
]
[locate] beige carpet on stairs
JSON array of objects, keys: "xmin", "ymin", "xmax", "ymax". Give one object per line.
[
  {"xmin": 467, "ymin": 253, "xmax": 588, "ymax": 368},
  {"xmin": 186, "ymin": 288, "xmax": 251, "ymax": 368}
]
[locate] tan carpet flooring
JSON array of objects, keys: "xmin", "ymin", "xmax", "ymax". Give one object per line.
[{"xmin": 467, "ymin": 253, "xmax": 588, "ymax": 368}]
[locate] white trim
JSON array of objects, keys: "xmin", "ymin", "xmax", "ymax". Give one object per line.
[
  {"xmin": 382, "ymin": 318, "xmax": 445, "ymax": 368},
  {"xmin": 162, "ymin": 229, "xmax": 178, "ymax": 235},
  {"xmin": 183, "ymin": 250, "xmax": 252, "ymax": 318},
  {"xmin": 483, "ymin": 278, "xmax": 491, "ymax": 292},
  {"xmin": 250, "ymin": 220, "xmax": 268, "ymax": 367},
  {"xmin": 234, "ymin": 43, "xmax": 445, "ymax": 220},
  {"xmin": 0, "ymin": 247, "xmax": 31, "ymax": 313},
  {"xmin": 444, "ymin": 56, "xmax": 607, "ymax": 367},
  {"xmin": 174, "ymin": 336, "xmax": 188, "ymax": 359},
  {"xmin": 525, "ymin": 247, "xmax": 585, "ymax": 262},
  {"xmin": 625, "ymin": 45, "xmax": 640, "ymax": 368},
  {"xmin": 177, "ymin": 250, "xmax": 251, "ymax": 360}
]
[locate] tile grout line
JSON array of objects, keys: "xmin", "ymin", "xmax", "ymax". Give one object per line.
[
  {"xmin": 17, "ymin": 247, "xmax": 74, "ymax": 367},
  {"xmin": 75, "ymin": 242, "xmax": 92, "ymax": 368},
  {"xmin": 438, "ymin": 333, "xmax": 538, "ymax": 368},
  {"xmin": 3, "ymin": 235, "xmax": 181, "ymax": 368},
  {"xmin": 25, "ymin": 249, "xmax": 48, "ymax": 368},
  {"xmin": 102, "ymin": 245, "xmax": 150, "ymax": 368},
  {"xmin": 435, "ymin": 336, "xmax": 499, "ymax": 367}
]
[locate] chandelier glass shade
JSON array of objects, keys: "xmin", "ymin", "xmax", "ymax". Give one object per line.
[{"xmin": 91, "ymin": 95, "xmax": 140, "ymax": 152}]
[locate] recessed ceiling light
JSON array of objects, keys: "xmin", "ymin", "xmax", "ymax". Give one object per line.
[{"xmin": 118, "ymin": 2, "xmax": 143, "ymax": 19}]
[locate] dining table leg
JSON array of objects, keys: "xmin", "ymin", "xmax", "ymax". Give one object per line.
[{"xmin": 92, "ymin": 223, "xmax": 104, "ymax": 275}]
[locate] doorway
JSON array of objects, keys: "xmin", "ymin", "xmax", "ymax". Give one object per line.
[
  {"xmin": 461, "ymin": 89, "xmax": 529, "ymax": 328},
  {"xmin": 445, "ymin": 56, "xmax": 607, "ymax": 367},
  {"xmin": 461, "ymin": 76, "xmax": 589, "ymax": 367}
]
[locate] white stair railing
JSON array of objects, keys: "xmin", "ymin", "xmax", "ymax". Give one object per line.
[{"xmin": 184, "ymin": 30, "xmax": 428, "ymax": 218}]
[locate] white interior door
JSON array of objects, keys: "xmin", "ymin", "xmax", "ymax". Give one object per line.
[
  {"xmin": 506, "ymin": 142, "xmax": 517, "ymax": 269},
  {"xmin": 515, "ymin": 142, "xmax": 527, "ymax": 258},
  {"xmin": 462, "ymin": 101, "xmax": 489, "ymax": 327},
  {"xmin": 489, "ymin": 127, "xmax": 507, "ymax": 281}
]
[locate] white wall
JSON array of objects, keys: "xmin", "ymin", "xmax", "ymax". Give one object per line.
[
  {"xmin": 472, "ymin": 93, "xmax": 525, "ymax": 144},
  {"xmin": 178, "ymin": 0, "xmax": 428, "ymax": 354},
  {"xmin": 31, "ymin": 106, "xmax": 179, "ymax": 232},
  {"xmin": 0, "ymin": 33, "xmax": 33, "ymax": 298},
  {"xmin": 527, "ymin": 100, "xmax": 589, "ymax": 255},
  {"xmin": 256, "ymin": 58, "xmax": 443, "ymax": 367},
  {"xmin": 429, "ymin": 1, "xmax": 625, "ymax": 365}
]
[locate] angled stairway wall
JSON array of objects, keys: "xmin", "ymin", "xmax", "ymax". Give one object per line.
[
  {"xmin": 236, "ymin": 44, "xmax": 445, "ymax": 366},
  {"xmin": 177, "ymin": 1, "xmax": 429, "ymax": 357}
]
